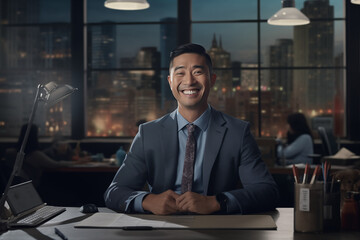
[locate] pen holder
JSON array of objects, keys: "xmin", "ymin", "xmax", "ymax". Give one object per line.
[
  {"xmin": 323, "ymin": 181, "xmax": 341, "ymax": 231},
  {"xmin": 294, "ymin": 183, "xmax": 323, "ymax": 232}
]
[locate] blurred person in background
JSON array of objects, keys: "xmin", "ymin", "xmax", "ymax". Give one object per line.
[
  {"xmin": 276, "ymin": 113, "xmax": 314, "ymax": 165},
  {"xmin": 16, "ymin": 124, "xmax": 89, "ymax": 187}
]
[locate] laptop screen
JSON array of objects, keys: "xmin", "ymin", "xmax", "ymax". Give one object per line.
[{"xmin": 6, "ymin": 181, "xmax": 43, "ymax": 216}]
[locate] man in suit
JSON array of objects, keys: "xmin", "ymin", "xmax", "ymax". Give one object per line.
[{"xmin": 104, "ymin": 43, "xmax": 279, "ymax": 215}]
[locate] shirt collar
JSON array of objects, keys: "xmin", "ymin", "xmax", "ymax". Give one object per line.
[{"xmin": 177, "ymin": 105, "xmax": 211, "ymax": 132}]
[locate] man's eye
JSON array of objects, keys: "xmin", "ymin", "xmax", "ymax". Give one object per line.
[
  {"xmin": 176, "ymin": 72, "xmax": 184, "ymax": 76},
  {"xmin": 194, "ymin": 70, "xmax": 203, "ymax": 75}
]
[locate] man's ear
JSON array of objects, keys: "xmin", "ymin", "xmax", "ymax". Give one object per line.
[{"xmin": 167, "ymin": 75, "xmax": 172, "ymax": 89}]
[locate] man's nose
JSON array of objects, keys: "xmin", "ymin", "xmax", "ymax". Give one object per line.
[{"xmin": 183, "ymin": 72, "xmax": 196, "ymax": 85}]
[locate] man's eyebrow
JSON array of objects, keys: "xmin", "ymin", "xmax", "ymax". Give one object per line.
[
  {"xmin": 174, "ymin": 66, "xmax": 185, "ymax": 72},
  {"xmin": 193, "ymin": 65, "xmax": 205, "ymax": 70}
]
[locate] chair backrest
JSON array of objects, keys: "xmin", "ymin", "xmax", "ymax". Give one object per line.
[
  {"xmin": 318, "ymin": 126, "xmax": 338, "ymax": 156},
  {"xmin": 255, "ymin": 137, "xmax": 277, "ymax": 167}
]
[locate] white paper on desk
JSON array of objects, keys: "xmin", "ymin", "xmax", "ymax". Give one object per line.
[
  {"xmin": 75, "ymin": 213, "xmax": 187, "ymax": 229},
  {"xmin": 329, "ymin": 147, "xmax": 358, "ymax": 159},
  {"xmin": 74, "ymin": 212, "xmax": 277, "ymax": 230}
]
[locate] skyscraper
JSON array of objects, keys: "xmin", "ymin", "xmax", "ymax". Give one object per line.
[
  {"xmin": 293, "ymin": 0, "xmax": 334, "ymax": 112},
  {"xmin": 88, "ymin": 24, "xmax": 116, "ymax": 69},
  {"xmin": 207, "ymin": 34, "xmax": 232, "ymax": 113},
  {"xmin": 267, "ymin": 39, "xmax": 293, "ymax": 107}
]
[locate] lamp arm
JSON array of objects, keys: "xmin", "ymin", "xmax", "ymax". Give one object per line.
[{"xmin": 0, "ymin": 84, "xmax": 42, "ymax": 222}]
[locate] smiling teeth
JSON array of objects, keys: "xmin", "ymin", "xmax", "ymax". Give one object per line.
[{"xmin": 183, "ymin": 90, "xmax": 197, "ymax": 95}]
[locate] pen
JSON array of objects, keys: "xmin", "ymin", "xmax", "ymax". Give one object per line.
[
  {"xmin": 310, "ymin": 165, "xmax": 320, "ymax": 184},
  {"xmin": 55, "ymin": 227, "xmax": 68, "ymax": 240},
  {"xmin": 330, "ymin": 176, "xmax": 335, "ymax": 193},
  {"xmin": 292, "ymin": 165, "xmax": 299, "ymax": 184},
  {"xmin": 302, "ymin": 163, "xmax": 310, "ymax": 184},
  {"xmin": 123, "ymin": 226, "xmax": 153, "ymax": 230}
]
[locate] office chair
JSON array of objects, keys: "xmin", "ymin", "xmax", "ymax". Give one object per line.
[{"xmin": 318, "ymin": 126, "xmax": 339, "ymax": 156}]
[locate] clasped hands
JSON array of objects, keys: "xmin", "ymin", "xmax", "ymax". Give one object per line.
[{"xmin": 142, "ymin": 190, "xmax": 220, "ymax": 215}]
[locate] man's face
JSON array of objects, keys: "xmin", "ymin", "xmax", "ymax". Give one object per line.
[{"xmin": 168, "ymin": 53, "xmax": 216, "ymax": 112}]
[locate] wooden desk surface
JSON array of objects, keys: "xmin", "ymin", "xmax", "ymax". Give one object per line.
[
  {"xmin": 49, "ymin": 162, "xmax": 354, "ymax": 175},
  {"xmin": 1, "ymin": 208, "xmax": 359, "ymax": 240},
  {"xmin": 269, "ymin": 164, "xmax": 352, "ymax": 175}
]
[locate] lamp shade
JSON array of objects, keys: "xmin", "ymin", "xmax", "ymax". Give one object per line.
[
  {"xmin": 351, "ymin": 0, "xmax": 360, "ymax": 4},
  {"xmin": 39, "ymin": 82, "xmax": 78, "ymax": 106},
  {"xmin": 104, "ymin": 0, "xmax": 149, "ymax": 10},
  {"xmin": 268, "ymin": 0, "xmax": 310, "ymax": 26},
  {"xmin": 268, "ymin": 7, "xmax": 310, "ymax": 26}
]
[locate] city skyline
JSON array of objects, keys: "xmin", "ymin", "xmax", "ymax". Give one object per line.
[{"xmin": 0, "ymin": 0, "xmax": 346, "ymax": 137}]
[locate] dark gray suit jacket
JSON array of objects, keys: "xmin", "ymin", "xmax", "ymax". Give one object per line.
[{"xmin": 104, "ymin": 108, "xmax": 279, "ymax": 214}]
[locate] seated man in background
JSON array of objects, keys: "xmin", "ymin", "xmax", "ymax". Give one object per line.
[
  {"xmin": 43, "ymin": 136, "xmax": 91, "ymax": 162},
  {"xmin": 43, "ymin": 137, "xmax": 73, "ymax": 161},
  {"xmin": 104, "ymin": 43, "xmax": 279, "ymax": 215}
]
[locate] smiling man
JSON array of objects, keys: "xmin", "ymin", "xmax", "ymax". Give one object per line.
[{"xmin": 104, "ymin": 43, "xmax": 279, "ymax": 215}]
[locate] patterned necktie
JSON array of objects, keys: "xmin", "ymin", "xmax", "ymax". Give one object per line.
[{"xmin": 181, "ymin": 123, "xmax": 196, "ymax": 193}]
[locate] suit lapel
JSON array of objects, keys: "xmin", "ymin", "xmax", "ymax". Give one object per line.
[
  {"xmin": 161, "ymin": 110, "xmax": 179, "ymax": 190},
  {"xmin": 202, "ymin": 109, "xmax": 227, "ymax": 195}
]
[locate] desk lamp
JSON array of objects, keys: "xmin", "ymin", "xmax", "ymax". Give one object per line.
[{"xmin": 0, "ymin": 82, "xmax": 77, "ymax": 230}]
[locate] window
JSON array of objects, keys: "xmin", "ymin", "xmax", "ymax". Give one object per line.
[
  {"xmin": 0, "ymin": 0, "xmax": 348, "ymax": 139},
  {"xmin": 191, "ymin": 0, "xmax": 345, "ymax": 137},
  {"xmin": 0, "ymin": 0, "xmax": 72, "ymax": 137},
  {"xmin": 86, "ymin": 0, "xmax": 177, "ymax": 137}
]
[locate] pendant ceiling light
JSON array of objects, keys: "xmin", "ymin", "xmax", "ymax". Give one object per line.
[
  {"xmin": 268, "ymin": 0, "xmax": 310, "ymax": 26},
  {"xmin": 104, "ymin": 0, "xmax": 150, "ymax": 10},
  {"xmin": 351, "ymin": 0, "xmax": 360, "ymax": 4}
]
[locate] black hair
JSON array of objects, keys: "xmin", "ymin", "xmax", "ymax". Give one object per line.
[
  {"xmin": 287, "ymin": 113, "xmax": 313, "ymax": 144},
  {"xmin": 169, "ymin": 43, "xmax": 213, "ymax": 73}
]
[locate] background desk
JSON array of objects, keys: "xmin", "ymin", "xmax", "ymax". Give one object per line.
[
  {"xmin": 1, "ymin": 208, "xmax": 359, "ymax": 240},
  {"xmin": 40, "ymin": 163, "xmax": 119, "ymax": 207}
]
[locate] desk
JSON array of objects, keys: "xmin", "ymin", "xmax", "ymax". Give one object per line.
[
  {"xmin": 1, "ymin": 208, "xmax": 359, "ymax": 240},
  {"xmin": 269, "ymin": 164, "xmax": 353, "ymax": 175}
]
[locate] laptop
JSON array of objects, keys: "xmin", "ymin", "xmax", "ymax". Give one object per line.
[{"xmin": 6, "ymin": 180, "xmax": 66, "ymax": 227}]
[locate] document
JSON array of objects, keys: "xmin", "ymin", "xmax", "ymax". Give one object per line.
[
  {"xmin": 74, "ymin": 212, "xmax": 277, "ymax": 230},
  {"xmin": 324, "ymin": 147, "xmax": 360, "ymax": 165}
]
